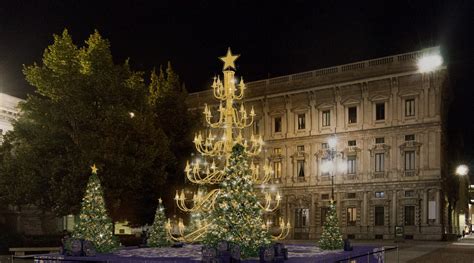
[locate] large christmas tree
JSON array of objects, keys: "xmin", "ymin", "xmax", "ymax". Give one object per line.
[
  {"xmin": 147, "ymin": 198, "xmax": 171, "ymax": 247},
  {"xmin": 72, "ymin": 165, "xmax": 119, "ymax": 253},
  {"xmin": 203, "ymin": 144, "xmax": 271, "ymax": 258},
  {"xmin": 319, "ymin": 201, "xmax": 343, "ymax": 250}
]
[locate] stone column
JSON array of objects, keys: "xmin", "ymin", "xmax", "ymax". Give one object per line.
[
  {"xmin": 262, "ymin": 99, "xmax": 270, "ymax": 141},
  {"xmin": 392, "ymin": 191, "xmax": 397, "ymax": 226},
  {"xmin": 363, "ymin": 191, "xmax": 368, "ymax": 226},
  {"xmin": 391, "ymin": 77, "xmax": 399, "ymax": 125},
  {"xmin": 310, "ymin": 194, "xmax": 316, "ymax": 238},
  {"xmin": 310, "ymin": 93, "xmax": 318, "ymax": 135},
  {"xmin": 435, "ymin": 189, "xmax": 440, "ymax": 224},
  {"xmin": 422, "ymin": 190, "xmax": 428, "ymax": 225},
  {"xmin": 285, "ymin": 95, "xmax": 292, "ymax": 138}
]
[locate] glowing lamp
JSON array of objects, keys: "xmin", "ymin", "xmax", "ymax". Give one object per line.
[
  {"xmin": 456, "ymin": 164, "xmax": 469, "ymax": 176},
  {"xmin": 417, "ymin": 54, "xmax": 443, "ymax": 73}
]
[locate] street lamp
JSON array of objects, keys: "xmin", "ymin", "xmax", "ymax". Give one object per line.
[
  {"xmin": 456, "ymin": 164, "xmax": 469, "ymax": 176},
  {"xmin": 417, "ymin": 54, "xmax": 443, "ymax": 73},
  {"xmin": 324, "ymin": 136, "xmax": 338, "ymax": 200}
]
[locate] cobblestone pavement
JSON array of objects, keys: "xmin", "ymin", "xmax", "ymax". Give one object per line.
[{"xmin": 284, "ymin": 236, "xmax": 474, "ymax": 263}]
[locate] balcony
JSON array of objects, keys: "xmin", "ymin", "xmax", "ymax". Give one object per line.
[{"xmin": 404, "ymin": 170, "xmax": 416, "ymax": 177}]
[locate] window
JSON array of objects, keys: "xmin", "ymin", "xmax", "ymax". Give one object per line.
[
  {"xmin": 405, "ymin": 151, "xmax": 415, "ymax": 171},
  {"xmin": 322, "ymin": 110, "xmax": 331, "ymax": 127},
  {"xmin": 321, "ymin": 157, "xmax": 330, "ymax": 176},
  {"xmin": 375, "ymin": 191, "xmax": 385, "ymax": 198},
  {"xmin": 273, "ymin": 148, "xmax": 282, "ymax": 154},
  {"xmin": 321, "ymin": 194, "xmax": 330, "ymax": 200},
  {"xmin": 404, "ymin": 206, "xmax": 415, "ymax": 225},
  {"xmin": 405, "ymin": 190, "xmax": 415, "ymax": 197},
  {"xmin": 253, "ymin": 119, "xmax": 260, "ymax": 135},
  {"xmin": 297, "ymin": 160, "xmax": 305, "ymax": 177},
  {"xmin": 321, "ymin": 207, "xmax": 329, "ymax": 225},
  {"xmin": 297, "ymin": 145, "xmax": 305, "ymax": 152},
  {"xmin": 297, "ymin": 114, "xmax": 306, "ymax": 130},
  {"xmin": 375, "ymin": 137, "xmax": 385, "ymax": 144},
  {"xmin": 375, "ymin": 103, "xmax": 385, "ymax": 120},
  {"xmin": 348, "ymin": 140, "xmax": 356, "ymax": 146},
  {"xmin": 321, "ymin": 143, "xmax": 328, "ymax": 149},
  {"xmin": 273, "ymin": 161, "xmax": 282, "ymax": 179},
  {"xmin": 274, "ymin": 117, "xmax": 282, "ymax": 133},
  {"xmin": 348, "ymin": 107, "xmax": 357, "ymax": 124},
  {"xmin": 375, "ymin": 206, "xmax": 384, "ymax": 226},
  {"xmin": 405, "ymin": 134, "xmax": 415, "ymax": 141},
  {"xmin": 375, "ymin": 153, "xmax": 385, "ymax": 172},
  {"xmin": 347, "ymin": 208, "xmax": 357, "ymax": 226},
  {"xmin": 295, "ymin": 208, "xmax": 309, "ymax": 227},
  {"xmin": 347, "ymin": 156, "xmax": 356, "ymax": 174},
  {"xmin": 405, "ymin": 99, "xmax": 415, "ymax": 117},
  {"xmin": 347, "ymin": 192, "xmax": 356, "ymax": 199}
]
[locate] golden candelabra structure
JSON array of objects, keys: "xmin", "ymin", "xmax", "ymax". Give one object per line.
[{"xmin": 166, "ymin": 48, "xmax": 290, "ymax": 242}]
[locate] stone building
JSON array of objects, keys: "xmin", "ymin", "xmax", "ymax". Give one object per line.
[
  {"xmin": 0, "ymin": 92, "xmax": 23, "ymax": 142},
  {"xmin": 187, "ymin": 46, "xmax": 449, "ymax": 240}
]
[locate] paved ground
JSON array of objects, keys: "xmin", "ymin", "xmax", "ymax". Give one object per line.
[
  {"xmin": 284, "ymin": 234, "xmax": 474, "ymax": 262},
  {"xmin": 2, "ymin": 235, "xmax": 474, "ymax": 262}
]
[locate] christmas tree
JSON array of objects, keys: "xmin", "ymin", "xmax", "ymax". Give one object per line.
[
  {"xmin": 147, "ymin": 198, "xmax": 171, "ymax": 247},
  {"xmin": 203, "ymin": 144, "xmax": 271, "ymax": 258},
  {"xmin": 319, "ymin": 201, "xmax": 343, "ymax": 250},
  {"xmin": 72, "ymin": 165, "xmax": 119, "ymax": 253}
]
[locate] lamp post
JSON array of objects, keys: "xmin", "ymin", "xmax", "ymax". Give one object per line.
[
  {"xmin": 455, "ymin": 164, "xmax": 470, "ymax": 236},
  {"xmin": 327, "ymin": 136, "xmax": 338, "ymax": 201}
]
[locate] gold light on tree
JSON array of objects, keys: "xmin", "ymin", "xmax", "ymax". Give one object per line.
[{"xmin": 167, "ymin": 48, "xmax": 290, "ymax": 242}]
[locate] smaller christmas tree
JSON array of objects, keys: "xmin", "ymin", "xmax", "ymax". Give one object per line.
[
  {"xmin": 147, "ymin": 198, "xmax": 171, "ymax": 247},
  {"xmin": 319, "ymin": 200, "xmax": 343, "ymax": 250},
  {"xmin": 73, "ymin": 165, "xmax": 119, "ymax": 253}
]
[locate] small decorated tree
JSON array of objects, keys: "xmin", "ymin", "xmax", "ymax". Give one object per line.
[
  {"xmin": 319, "ymin": 201, "xmax": 343, "ymax": 250},
  {"xmin": 147, "ymin": 198, "xmax": 171, "ymax": 247},
  {"xmin": 73, "ymin": 165, "xmax": 119, "ymax": 253},
  {"xmin": 203, "ymin": 144, "xmax": 271, "ymax": 258}
]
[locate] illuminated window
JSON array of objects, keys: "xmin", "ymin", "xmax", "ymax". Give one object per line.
[
  {"xmin": 375, "ymin": 191, "xmax": 385, "ymax": 198},
  {"xmin": 347, "ymin": 192, "xmax": 356, "ymax": 199},
  {"xmin": 253, "ymin": 119, "xmax": 260, "ymax": 134},
  {"xmin": 274, "ymin": 117, "xmax": 282, "ymax": 133},
  {"xmin": 322, "ymin": 110, "xmax": 330, "ymax": 127},
  {"xmin": 405, "ymin": 151, "xmax": 415, "ymax": 171},
  {"xmin": 297, "ymin": 160, "xmax": 305, "ymax": 177},
  {"xmin": 295, "ymin": 208, "xmax": 309, "ymax": 227},
  {"xmin": 273, "ymin": 147, "xmax": 282, "ymax": 154},
  {"xmin": 375, "ymin": 103, "xmax": 385, "ymax": 120},
  {"xmin": 347, "ymin": 156, "xmax": 356, "ymax": 174},
  {"xmin": 375, "ymin": 137, "xmax": 385, "ymax": 144},
  {"xmin": 297, "ymin": 114, "xmax": 306, "ymax": 130},
  {"xmin": 375, "ymin": 206, "xmax": 384, "ymax": 226},
  {"xmin": 405, "ymin": 99, "xmax": 415, "ymax": 117},
  {"xmin": 273, "ymin": 161, "xmax": 282, "ymax": 179},
  {"xmin": 404, "ymin": 206, "xmax": 415, "ymax": 225},
  {"xmin": 347, "ymin": 208, "xmax": 357, "ymax": 226},
  {"xmin": 321, "ymin": 207, "xmax": 329, "ymax": 224},
  {"xmin": 348, "ymin": 106, "xmax": 357, "ymax": 124},
  {"xmin": 375, "ymin": 153, "xmax": 384, "ymax": 172}
]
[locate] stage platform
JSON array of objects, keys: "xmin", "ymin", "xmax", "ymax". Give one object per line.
[{"xmin": 34, "ymin": 244, "xmax": 383, "ymax": 262}]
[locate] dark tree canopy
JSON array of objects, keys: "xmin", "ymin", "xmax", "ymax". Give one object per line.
[{"xmin": 0, "ymin": 29, "xmax": 192, "ymax": 225}]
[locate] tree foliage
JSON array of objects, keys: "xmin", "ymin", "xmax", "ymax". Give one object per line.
[
  {"xmin": 319, "ymin": 201, "xmax": 343, "ymax": 250},
  {"xmin": 72, "ymin": 167, "xmax": 119, "ymax": 252},
  {"xmin": 203, "ymin": 144, "xmax": 270, "ymax": 258},
  {"xmin": 0, "ymin": 29, "xmax": 174, "ymax": 225},
  {"xmin": 147, "ymin": 198, "xmax": 171, "ymax": 247}
]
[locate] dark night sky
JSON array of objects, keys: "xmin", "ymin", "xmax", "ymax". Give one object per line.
[{"xmin": 0, "ymin": 0, "xmax": 473, "ymax": 165}]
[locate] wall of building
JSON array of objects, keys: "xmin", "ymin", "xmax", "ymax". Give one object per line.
[{"xmin": 187, "ymin": 47, "xmax": 449, "ymax": 240}]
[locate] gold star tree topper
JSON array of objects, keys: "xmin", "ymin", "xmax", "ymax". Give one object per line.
[
  {"xmin": 91, "ymin": 164, "xmax": 99, "ymax": 174},
  {"xmin": 219, "ymin": 47, "xmax": 240, "ymax": 70}
]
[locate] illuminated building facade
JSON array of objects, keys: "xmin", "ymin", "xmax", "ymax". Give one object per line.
[{"xmin": 187, "ymin": 46, "xmax": 449, "ymax": 240}]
